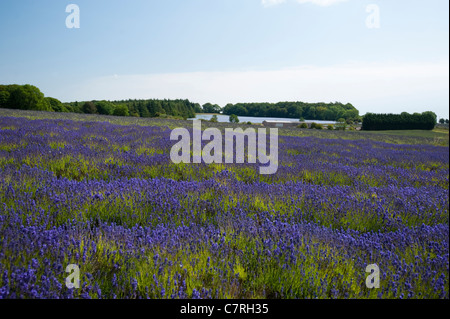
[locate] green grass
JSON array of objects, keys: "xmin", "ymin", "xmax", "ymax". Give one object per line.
[
  {"xmin": 362, "ymin": 129, "xmax": 448, "ymax": 138},
  {"xmin": 358, "ymin": 129, "xmax": 449, "ymax": 147}
]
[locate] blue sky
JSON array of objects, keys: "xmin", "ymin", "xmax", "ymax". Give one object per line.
[{"xmin": 0, "ymin": 0, "xmax": 448, "ymax": 118}]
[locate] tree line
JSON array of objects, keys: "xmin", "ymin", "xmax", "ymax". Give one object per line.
[
  {"xmin": 5, "ymin": 84, "xmax": 440, "ymax": 130},
  {"xmin": 221, "ymin": 101, "xmax": 360, "ymax": 122},
  {"xmin": 0, "ymin": 84, "xmax": 199, "ymax": 119},
  {"xmin": 64, "ymin": 99, "xmax": 199, "ymax": 119},
  {"xmin": 362, "ymin": 112, "xmax": 437, "ymax": 131},
  {"xmin": 0, "ymin": 84, "xmax": 67, "ymax": 112}
]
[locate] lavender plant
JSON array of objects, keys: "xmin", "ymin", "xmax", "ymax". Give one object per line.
[{"xmin": 0, "ymin": 116, "xmax": 448, "ymax": 299}]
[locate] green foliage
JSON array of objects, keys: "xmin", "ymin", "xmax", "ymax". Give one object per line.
[
  {"xmin": 193, "ymin": 103, "xmax": 202, "ymax": 113},
  {"xmin": 229, "ymin": 114, "xmax": 239, "ymax": 123},
  {"xmin": 113, "ymin": 104, "xmax": 130, "ymax": 117},
  {"xmin": 82, "ymin": 101, "xmax": 97, "ymax": 114},
  {"xmin": 362, "ymin": 112, "xmax": 437, "ymax": 131},
  {"xmin": 0, "ymin": 85, "xmax": 71, "ymax": 113},
  {"xmin": 64, "ymin": 101, "xmax": 81, "ymax": 113},
  {"xmin": 2, "ymin": 84, "xmax": 362, "ymax": 123},
  {"xmin": 0, "ymin": 90, "xmax": 10, "ymax": 108},
  {"xmin": 310, "ymin": 122, "xmax": 323, "ymax": 129},
  {"xmin": 95, "ymin": 100, "xmax": 114, "ymax": 115},
  {"xmin": 299, "ymin": 123, "xmax": 308, "ymax": 129},
  {"xmin": 223, "ymin": 101, "xmax": 359, "ymax": 121},
  {"xmin": 209, "ymin": 115, "xmax": 218, "ymax": 123},
  {"xmin": 63, "ymin": 98, "xmax": 197, "ymax": 119},
  {"xmin": 46, "ymin": 97, "xmax": 69, "ymax": 113},
  {"xmin": 201, "ymin": 103, "xmax": 222, "ymax": 114},
  {"xmin": 327, "ymin": 124, "xmax": 334, "ymax": 130},
  {"xmin": 335, "ymin": 118, "xmax": 347, "ymax": 131},
  {"xmin": 0, "ymin": 84, "xmax": 52, "ymax": 111}
]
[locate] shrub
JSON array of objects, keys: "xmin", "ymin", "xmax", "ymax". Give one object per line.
[
  {"xmin": 82, "ymin": 102, "xmax": 97, "ymax": 114},
  {"xmin": 362, "ymin": 112, "xmax": 437, "ymax": 131},
  {"xmin": 113, "ymin": 104, "xmax": 130, "ymax": 117},
  {"xmin": 229, "ymin": 114, "xmax": 239, "ymax": 123},
  {"xmin": 95, "ymin": 100, "xmax": 114, "ymax": 115}
]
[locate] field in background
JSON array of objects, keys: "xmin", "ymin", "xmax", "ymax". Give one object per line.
[
  {"xmin": 0, "ymin": 109, "xmax": 448, "ymax": 299},
  {"xmin": 362, "ymin": 128, "xmax": 449, "ymax": 140},
  {"xmin": 1, "ymin": 108, "xmax": 448, "ymax": 147}
]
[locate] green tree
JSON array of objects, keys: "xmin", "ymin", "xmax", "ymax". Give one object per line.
[
  {"xmin": 9, "ymin": 85, "xmax": 52, "ymax": 111},
  {"xmin": 362, "ymin": 112, "xmax": 437, "ymax": 131},
  {"xmin": 113, "ymin": 104, "xmax": 129, "ymax": 117},
  {"xmin": 222, "ymin": 101, "xmax": 359, "ymax": 121},
  {"xmin": 63, "ymin": 104, "xmax": 74, "ymax": 113},
  {"xmin": 299, "ymin": 123, "xmax": 308, "ymax": 129},
  {"xmin": 0, "ymin": 90, "xmax": 10, "ymax": 108},
  {"xmin": 137, "ymin": 101, "xmax": 150, "ymax": 118},
  {"xmin": 95, "ymin": 100, "xmax": 114, "ymax": 115},
  {"xmin": 82, "ymin": 101, "xmax": 97, "ymax": 114},
  {"xmin": 202, "ymin": 103, "xmax": 221, "ymax": 114},
  {"xmin": 335, "ymin": 118, "xmax": 346, "ymax": 131},
  {"xmin": 193, "ymin": 103, "xmax": 202, "ymax": 113},
  {"xmin": 210, "ymin": 115, "xmax": 218, "ymax": 123},
  {"xmin": 45, "ymin": 97, "xmax": 68, "ymax": 112},
  {"xmin": 229, "ymin": 114, "xmax": 239, "ymax": 123},
  {"xmin": 223, "ymin": 104, "xmax": 247, "ymax": 116}
]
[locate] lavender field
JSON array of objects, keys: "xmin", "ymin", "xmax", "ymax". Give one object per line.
[{"xmin": 0, "ymin": 114, "xmax": 448, "ymax": 299}]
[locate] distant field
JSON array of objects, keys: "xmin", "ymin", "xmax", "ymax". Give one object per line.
[
  {"xmin": 1, "ymin": 108, "xmax": 448, "ymax": 147},
  {"xmin": 362, "ymin": 128, "xmax": 449, "ymax": 138},
  {"xmin": 358, "ymin": 128, "xmax": 449, "ymax": 147}
]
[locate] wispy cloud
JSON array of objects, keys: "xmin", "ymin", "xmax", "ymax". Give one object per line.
[
  {"xmin": 58, "ymin": 60, "xmax": 449, "ymax": 118},
  {"xmin": 262, "ymin": 0, "xmax": 348, "ymax": 7}
]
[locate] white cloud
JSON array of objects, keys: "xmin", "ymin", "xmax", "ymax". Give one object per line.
[{"xmin": 58, "ymin": 60, "xmax": 449, "ymax": 118}]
